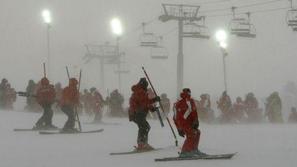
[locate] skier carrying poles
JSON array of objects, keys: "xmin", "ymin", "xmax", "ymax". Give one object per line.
[
  {"xmin": 141, "ymin": 66, "xmax": 178, "ymax": 146},
  {"xmin": 17, "ymin": 63, "xmax": 56, "ymax": 130},
  {"xmin": 65, "ymin": 66, "xmax": 82, "ymax": 131},
  {"xmin": 59, "ymin": 66, "xmax": 81, "ymax": 132}
]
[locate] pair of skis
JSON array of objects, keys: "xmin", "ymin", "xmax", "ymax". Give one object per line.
[
  {"xmin": 110, "ymin": 147, "xmax": 236, "ymax": 161},
  {"xmin": 14, "ymin": 127, "xmax": 104, "ymax": 135}
]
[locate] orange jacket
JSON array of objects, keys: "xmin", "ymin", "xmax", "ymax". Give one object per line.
[
  {"xmin": 36, "ymin": 85, "xmax": 56, "ymax": 105},
  {"xmin": 60, "ymin": 86, "xmax": 79, "ymax": 107}
]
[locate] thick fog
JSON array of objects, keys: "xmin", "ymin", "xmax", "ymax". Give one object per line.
[
  {"xmin": 0, "ymin": 0, "xmax": 296, "ymax": 106},
  {"xmin": 1, "ymin": 1, "xmax": 297, "ymax": 167}
]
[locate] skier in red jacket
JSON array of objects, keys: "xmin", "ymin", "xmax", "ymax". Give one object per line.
[
  {"xmin": 35, "ymin": 77, "xmax": 56, "ymax": 129},
  {"xmin": 60, "ymin": 78, "xmax": 80, "ymax": 132},
  {"xmin": 173, "ymin": 88, "xmax": 206, "ymax": 157},
  {"xmin": 129, "ymin": 78, "xmax": 160, "ymax": 150}
]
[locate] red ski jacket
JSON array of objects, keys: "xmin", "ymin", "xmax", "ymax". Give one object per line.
[
  {"xmin": 36, "ymin": 85, "xmax": 56, "ymax": 105},
  {"xmin": 129, "ymin": 84, "xmax": 155, "ymax": 113},
  {"xmin": 173, "ymin": 93, "xmax": 198, "ymax": 130}
]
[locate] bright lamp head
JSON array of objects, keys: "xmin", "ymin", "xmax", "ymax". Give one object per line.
[
  {"xmin": 215, "ymin": 29, "xmax": 227, "ymax": 43},
  {"xmin": 111, "ymin": 17, "xmax": 123, "ymax": 36},
  {"xmin": 42, "ymin": 9, "xmax": 52, "ymax": 24}
]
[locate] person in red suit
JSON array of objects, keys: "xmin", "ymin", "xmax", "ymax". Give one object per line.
[
  {"xmin": 60, "ymin": 78, "xmax": 80, "ymax": 132},
  {"xmin": 128, "ymin": 78, "xmax": 160, "ymax": 151},
  {"xmin": 35, "ymin": 77, "xmax": 56, "ymax": 129},
  {"xmin": 173, "ymin": 88, "xmax": 206, "ymax": 157}
]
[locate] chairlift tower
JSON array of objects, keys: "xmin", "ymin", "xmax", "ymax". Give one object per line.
[
  {"xmin": 114, "ymin": 37, "xmax": 130, "ymax": 92},
  {"xmin": 83, "ymin": 43, "xmax": 120, "ymax": 91},
  {"xmin": 159, "ymin": 4, "xmax": 202, "ymax": 96}
]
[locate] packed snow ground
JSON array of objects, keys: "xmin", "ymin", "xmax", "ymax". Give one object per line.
[{"xmin": 0, "ymin": 110, "xmax": 296, "ymax": 167}]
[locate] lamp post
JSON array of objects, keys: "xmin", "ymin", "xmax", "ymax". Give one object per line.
[
  {"xmin": 215, "ymin": 30, "xmax": 228, "ymax": 92},
  {"xmin": 42, "ymin": 9, "xmax": 52, "ymax": 79},
  {"xmin": 110, "ymin": 17, "xmax": 123, "ymax": 92}
]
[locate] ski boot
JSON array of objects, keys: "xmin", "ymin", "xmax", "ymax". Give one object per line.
[
  {"xmin": 179, "ymin": 151, "xmax": 196, "ymax": 158},
  {"xmin": 32, "ymin": 124, "xmax": 46, "ymax": 130},
  {"xmin": 46, "ymin": 124, "xmax": 58, "ymax": 130},
  {"xmin": 193, "ymin": 149, "xmax": 208, "ymax": 157},
  {"xmin": 134, "ymin": 143, "xmax": 154, "ymax": 152},
  {"xmin": 60, "ymin": 127, "xmax": 79, "ymax": 133}
]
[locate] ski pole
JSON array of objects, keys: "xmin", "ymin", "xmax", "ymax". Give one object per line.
[
  {"xmin": 76, "ymin": 69, "xmax": 82, "ymax": 132},
  {"xmin": 43, "ymin": 63, "xmax": 46, "ymax": 78},
  {"xmin": 66, "ymin": 66, "xmax": 70, "ymax": 79},
  {"xmin": 142, "ymin": 66, "xmax": 178, "ymax": 146}
]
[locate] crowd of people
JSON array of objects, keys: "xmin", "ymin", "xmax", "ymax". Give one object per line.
[
  {"xmin": 195, "ymin": 91, "xmax": 293, "ymax": 124},
  {"xmin": 1, "ymin": 77, "xmax": 297, "ymax": 125},
  {"xmin": 1, "ymin": 76, "xmax": 297, "ymax": 157}
]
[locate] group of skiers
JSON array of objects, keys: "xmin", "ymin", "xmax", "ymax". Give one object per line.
[
  {"xmin": 13, "ymin": 75, "xmax": 125, "ymax": 132},
  {"xmin": 80, "ymin": 88, "xmax": 125, "ymax": 120},
  {"xmin": 1, "ymin": 75, "xmax": 297, "ymax": 158},
  {"xmin": 215, "ymin": 91, "xmax": 285, "ymax": 124},
  {"xmin": 30, "ymin": 77, "xmax": 79, "ymax": 132},
  {"xmin": 22, "ymin": 78, "xmax": 126, "ymax": 122},
  {"xmin": 128, "ymin": 78, "xmax": 205, "ymax": 157},
  {"xmin": 126, "ymin": 77, "xmax": 297, "ymax": 157},
  {"xmin": 216, "ymin": 91, "xmax": 264, "ymax": 123},
  {"xmin": 0, "ymin": 78, "xmax": 16, "ymax": 110}
]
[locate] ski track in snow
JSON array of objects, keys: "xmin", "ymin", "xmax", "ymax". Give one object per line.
[{"xmin": 0, "ymin": 110, "xmax": 296, "ymax": 167}]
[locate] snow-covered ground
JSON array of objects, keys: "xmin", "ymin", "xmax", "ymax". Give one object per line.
[{"xmin": 0, "ymin": 110, "xmax": 296, "ymax": 167}]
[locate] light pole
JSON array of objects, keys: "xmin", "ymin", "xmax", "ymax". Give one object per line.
[
  {"xmin": 42, "ymin": 9, "xmax": 52, "ymax": 79},
  {"xmin": 215, "ymin": 30, "xmax": 228, "ymax": 92},
  {"xmin": 110, "ymin": 17, "xmax": 123, "ymax": 92}
]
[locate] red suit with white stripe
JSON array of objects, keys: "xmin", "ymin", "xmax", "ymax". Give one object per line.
[{"xmin": 173, "ymin": 89, "xmax": 200, "ymax": 153}]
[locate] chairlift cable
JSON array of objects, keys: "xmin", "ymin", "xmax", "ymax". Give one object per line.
[{"xmin": 201, "ymin": 0, "xmax": 286, "ymax": 13}]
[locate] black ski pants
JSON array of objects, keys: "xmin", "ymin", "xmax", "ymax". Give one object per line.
[
  {"xmin": 36, "ymin": 104, "xmax": 53, "ymax": 127},
  {"xmin": 133, "ymin": 111, "xmax": 151, "ymax": 144}
]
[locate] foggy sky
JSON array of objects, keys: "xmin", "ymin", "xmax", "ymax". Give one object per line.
[{"xmin": 0, "ymin": 0, "xmax": 296, "ymax": 103}]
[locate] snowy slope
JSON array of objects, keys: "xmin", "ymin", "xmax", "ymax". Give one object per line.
[{"xmin": 0, "ymin": 110, "xmax": 296, "ymax": 167}]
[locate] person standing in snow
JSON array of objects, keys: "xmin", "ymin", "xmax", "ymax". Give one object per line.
[
  {"xmin": 173, "ymin": 88, "xmax": 206, "ymax": 157},
  {"xmin": 90, "ymin": 87, "xmax": 105, "ymax": 123},
  {"xmin": 265, "ymin": 92, "xmax": 283, "ymax": 123},
  {"xmin": 128, "ymin": 78, "xmax": 160, "ymax": 150},
  {"xmin": 34, "ymin": 77, "xmax": 57, "ymax": 129},
  {"xmin": 60, "ymin": 78, "xmax": 80, "ymax": 132},
  {"xmin": 217, "ymin": 91, "xmax": 233, "ymax": 123}
]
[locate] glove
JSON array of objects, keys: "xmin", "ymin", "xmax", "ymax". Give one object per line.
[
  {"xmin": 192, "ymin": 121, "xmax": 199, "ymax": 129},
  {"xmin": 151, "ymin": 106, "xmax": 159, "ymax": 112},
  {"xmin": 178, "ymin": 129, "xmax": 185, "ymax": 138},
  {"xmin": 152, "ymin": 96, "xmax": 161, "ymax": 102}
]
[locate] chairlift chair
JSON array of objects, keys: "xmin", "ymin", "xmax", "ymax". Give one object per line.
[
  {"xmin": 229, "ymin": 11, "xmax": 256, "ymax": 38},
  {"xmin": 150, "ymin": 46, "xmax": 169, "ymax": 59},
  {"xmin": 139, "ymin": 22, "xmax": 159, "ymax": 47},
  {"xmin": 139, "ymin": 33, "xmax": 159, "ymax": 47},
  {"xmin": 183, "ymin": 17, "xmax": 210, "ymax": 39},
  {"xmin": 286, "ymin": 9, "xmax": 297, "ymax": 27}
]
